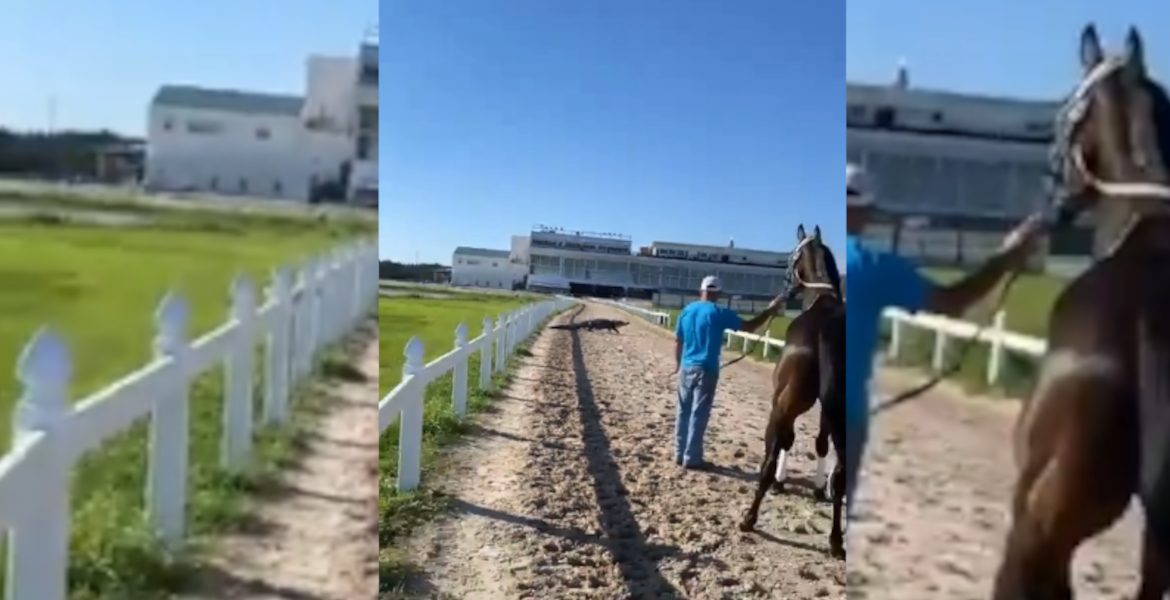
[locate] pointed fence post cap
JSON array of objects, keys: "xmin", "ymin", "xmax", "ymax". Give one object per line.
[
  {"xmin": 15, "ymin": 327, "xmax": 71, "ymax": 431},
  {"xmin": 231, "ymin": 273, "xmax": 256, "ymax": 317},
  {"xmin": 154, "ymin": 291, "xmax": 189, "ymax": 356},
  {"xmin": 404, "ymin": 336, "xmax": 425, "ymax": 376},
  {"xmin": 455, "ymin": 323, "xmax": 469, "ymax": 346},
  {"xmin": 482, "ymin": 316, "xmax": 493, "ymax": 333}
]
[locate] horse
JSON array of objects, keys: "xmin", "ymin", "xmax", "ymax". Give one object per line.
[
  {"xmin": 738, "ymin": 224, "xmax": 847, "ymax": 560},
  {"xmin": 992, "ymin": 25, "xmax": 1170, "ymax": 599}
]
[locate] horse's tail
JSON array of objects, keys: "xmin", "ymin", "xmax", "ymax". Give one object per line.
[{"xmin": 1138, "ymin": 301, "xmax": 1170, "ymax": 545}]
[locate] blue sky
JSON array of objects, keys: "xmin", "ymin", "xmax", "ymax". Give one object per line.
[
  {"xmin": 848, "ymin": 1, "xmax": 1170, "ymax": 100},
  {"xmin": 380, "ymin": 1, "xmax": 844, "ymax": 265},
  {"xmin": 0, "ymin": 0, "xmax": 375, "ymax": 136}
]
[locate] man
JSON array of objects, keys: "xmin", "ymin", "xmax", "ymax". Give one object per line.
[
  {"xmin": 673, "ymin": 276, "xmax": 786, "ymax": 469},
  {"xmin": 845, "ymin": 163, "xmax": 1044, "ymax": 504}
]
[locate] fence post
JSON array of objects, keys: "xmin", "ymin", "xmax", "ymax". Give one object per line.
[
  {"xmin": 148, "ymin": 293, "xmax": 190, "ymax": 549},
  {"xmin": 762, "ymin": 330, "xmax": 771, "ymax": 359},
  {"xmin": 398, "ymin": 337, "xmax": 425, "ymax": 492},
  {"xmin": 495, "ymin": 315, "xmax": 506, "ymax": 374},
  {"xmin": 932, "ymin": 329, "xmax": 948, "ymax": 373},
  {"xmin": 888, "ymin": 316, "xmax": 902, "ymax": 360},
  {"xmin": 742, "ymin": 334, "xmax": 749, "ymax": 354},
  {"xmin": 10, "ymin": 328, "xmax": 72, "ymax": 600},
  {"xmin": 480, "ymin": 316, "xmax": 493, "ymax": 389},
  {"xmin": 987, "ymin": 310, "xmax": 1007, "ymax": 386},
  {"xmin": 452, "ymin": 323, "xmax": 469, "ymax": 417},
  {"xmin": 223, "ymin": 274, "xmax": 256, "ymax": 471},
  {"xmin": 265, "ymin": 268, "xmax": 292, "ymax": 425}
]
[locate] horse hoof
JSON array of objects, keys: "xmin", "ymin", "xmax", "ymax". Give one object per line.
[
  {"xmin": 813, "ymin": 487, "xmax": 828, "ymax": 502},
  {"xmin": 830, "ymin": 545, "xmax": 846, "ymax": 561},
  {"xmin": 770, "ymin": 481, "xmax": 786, "ymax": 495},
  {"xmin": 738, "ymin": 518, "xmax": 756, "ymax": 532}
]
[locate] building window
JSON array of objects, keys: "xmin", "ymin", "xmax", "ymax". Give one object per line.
[
  {"xmin": 492, "ymin": 261, "xmax": 498, "ymax": 267},
  {"xmin": 163, "ymin": 118, "xmax": 174, "ymax": 131},
  {"xmin": 239, "ymin": 178, "xmax": 248, "ymax": 193},
  {"xmin": 210, "ymin": 176, "xmax": 219, "ymax": 191},
  {"xmin": 359, "ymin": 106, "xmax": 378, "ymax": 130},
  {"xmin": 874, "ymin": 107, "xmax": 896, "ymax": 128},
  {"xmin": 256, "ymin": 127, "xmax": 271, "ymax": 140},
  {"xmin": 356, "ymin": 134, "xmax": 372, "ymax": 160},
  {"xmin": 273, "ymin": 180, "xmax": 283, "ymax": 195},
  {"xmin": 186, "ymin": 119, "xmax": 222, "ymax": 134}
]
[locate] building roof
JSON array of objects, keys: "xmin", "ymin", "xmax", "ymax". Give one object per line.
[
  {"xmin": 152, "ymin": 85, "xmax": 304, "ymax": 117},
  {"xmin": 453, "ymin": 246, "xmax": 510, "ymax": 258}
]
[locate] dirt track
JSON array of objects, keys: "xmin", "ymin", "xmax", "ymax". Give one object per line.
[
  {"xmin": 851, "ymin": 366, "xmax": 1145, "ymax": 598},
  {"xmin": 181, "ymin": 323, "xmax": 380, "ymax": 600},
  {"xmin": 397, "ymin": 303, "xmax": 845, "ymax": 599}
]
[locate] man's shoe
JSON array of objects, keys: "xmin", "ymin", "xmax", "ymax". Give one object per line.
[{"xmin": 683, "ymin": 460, "xmax": 715, "ymax": 471}]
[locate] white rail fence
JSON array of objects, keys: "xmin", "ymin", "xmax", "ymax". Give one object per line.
[
  {"xmin": 0, "ymin": 240, "xmax": 378, "ymax": 600},
  {"xmin": 607, "ymin": 300, "xmax": 790, "ymax": 360},
  {"xmin": 379, "ymin": 296, "xmax": 576, "ymax": 493},
  {"xmin": 883, "ymin": 307, "xmax": 1047, "ymax": 385}
]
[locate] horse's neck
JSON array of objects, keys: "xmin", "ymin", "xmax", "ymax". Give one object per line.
[{"xmin": 1094, "ymin": 201, "xmax": 1135, "ymax": 258}]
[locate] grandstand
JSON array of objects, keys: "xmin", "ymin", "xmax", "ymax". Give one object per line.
[
  {"xmin": 452, "ymin": 225, "xmax": 796, "ymax": 310},
  {"xmin": 848, "ymin": 64, "xmax": 1099, "ymax": 271}
]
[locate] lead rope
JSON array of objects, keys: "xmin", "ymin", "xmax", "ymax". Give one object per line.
[{"xmin": 869, "ymin": 266, "xmax": 1023, "ymax": 416}]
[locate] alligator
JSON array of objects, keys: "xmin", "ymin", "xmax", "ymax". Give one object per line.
[{"xmin": 549, "ymin": 318, "xmax": 630, "ymax": 334}]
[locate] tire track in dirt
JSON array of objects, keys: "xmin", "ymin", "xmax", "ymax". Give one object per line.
[
  {"xmin": 850, "ymin": 366, "xmax": 1144, "ymax": 599},
  {"xmin": 182, "ymin": 322, "xmax": 380, "ymax": 600},
  {"xmin": 399, "ymin": 303, "xmax": 844, "ymax": 599}
]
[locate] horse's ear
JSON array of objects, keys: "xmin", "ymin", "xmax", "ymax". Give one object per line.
[
  {"xmin": 813, "ymin": 225, "xmax": 822, "ymax": 240},
  {"xmin": 796, "ymin": 224, "xmax": 806, "ymax": 241},
  {"xmin": 1125, "ymin": 26, "xmax": 1146, "ymax": 79},
  {"xmin": 1081, "ymin": 24, "xmax": 1104, "ymax": 71}
]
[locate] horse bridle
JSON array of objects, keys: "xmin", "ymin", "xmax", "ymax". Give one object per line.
[
  {"xmin": 873, "ymin": 55, "xmax": 1170, "ymax": 416},
  {"xmin": 1050, "ymin": 56, "xmax": 1170, "ymax": 209},
  {"xmin": 720, "ymin": 236, "xmax": 838, "ymax": 369}
]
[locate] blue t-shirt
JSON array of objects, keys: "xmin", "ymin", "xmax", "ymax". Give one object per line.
[
  {"xmin": 675, "ymin": 300, "xmax": 743, "ymax": 372},
  {"xmin": 845, "ymin": 235, "xmax": 929, "ymax": 429}
]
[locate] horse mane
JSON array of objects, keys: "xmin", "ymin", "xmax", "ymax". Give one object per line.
[
  {"xmin": 819, "ymin": 243, "xmax": 843, "ymax": 300},
  {"xmin": 1143, "ymin": 77, "xmax": 1170, "ymax": 173}
]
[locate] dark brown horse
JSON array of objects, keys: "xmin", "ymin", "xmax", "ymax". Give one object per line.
[
  {"xmin": 992, "ymin": 25, "xmax": 1170, "ymax": 599},
  {"xmin": 738, "ymin": 224, "xmax": 847, "ymax": 560}
]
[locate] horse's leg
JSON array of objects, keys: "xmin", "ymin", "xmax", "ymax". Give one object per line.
[
  {"xmin": 812, "ymin": 410, "xmax": 831, "ymax": 501},
  {"xmin": 739, "ymin": 408, "xmax": 784, "ymax": 532},
  {"xmin": 771, "ymin": 367, "xmax": 815, "ymax": 496},
  {"xmin": 993, "ymin": 370, "xmax": 1135, "ymax": 600},
  {"xmin": 828, "ymin": 438, "xmax": 846, "ymax": 559},
  {"xmin": 1136, "ymin": 525, "xmax": 1170, "ymax": 600}
]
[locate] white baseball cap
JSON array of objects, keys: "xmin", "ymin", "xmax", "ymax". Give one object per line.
[
  {"xmin": 847, "ymin": 163, "xmax": 875, "ymax": 208},
  {"xmin": 700, "ymin": 275, "xmax": 722, "ymax": 291}
]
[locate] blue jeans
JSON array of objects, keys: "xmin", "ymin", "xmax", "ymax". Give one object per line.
[{"xmin": 676, "ymin": 364, "xmax": 719, "ymax": 466}]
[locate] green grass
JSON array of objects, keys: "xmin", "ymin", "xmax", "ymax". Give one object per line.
[
  {"xmin": 0, "ymin": 201, "xmax": 373, "ymax": 598},
  {"xmin": 377, "ymin": 293, "xmax": 554, "ymax": 595},
  {"xmin": 882, "ymin": 268, "xmax": 1071, "ymax": 397}
]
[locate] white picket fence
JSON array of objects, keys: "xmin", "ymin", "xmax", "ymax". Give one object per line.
[
  {"xmin": 0, "ymin": 240, "xmax": 378, "ymax": 600},
  {"xmin": 379, "ymin": 296, "xmax": 576, "ymax": 493},
  {"xmin": 883, "ymin": 307, "xmax": 1047, "ymax": 385}
]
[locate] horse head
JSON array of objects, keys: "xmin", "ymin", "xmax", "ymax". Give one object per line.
[
  {"xmin": 786, "ymin": 224, "xmax": 842, "ymax": 307},
  {"xmin": 1051, "ymin": 24, "xmax": 1170, "ymax": 226}
]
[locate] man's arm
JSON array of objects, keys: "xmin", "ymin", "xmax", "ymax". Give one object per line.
[
  {"xmin": 674, "ymin": 338, "xmax": 682, "ymax": 372},
  {"xmin": 739, "ymin": 294, "xmax": 786, "ymax": 333},
  {"xmin": 924, "ymin": 214, "xmax": 1043, "ymax": 318}
]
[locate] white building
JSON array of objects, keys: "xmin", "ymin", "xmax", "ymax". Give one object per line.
[
  {"xmin": 144, "ymin": 33, "xmax": 377, "ymax": 205},
  {"xmin": 453, "ymin": 226, "xmax": 800, "ymax": 311},
  {"xmin": 847, "ymin": 65, "xmax": 1098, "ymax": 265}
]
